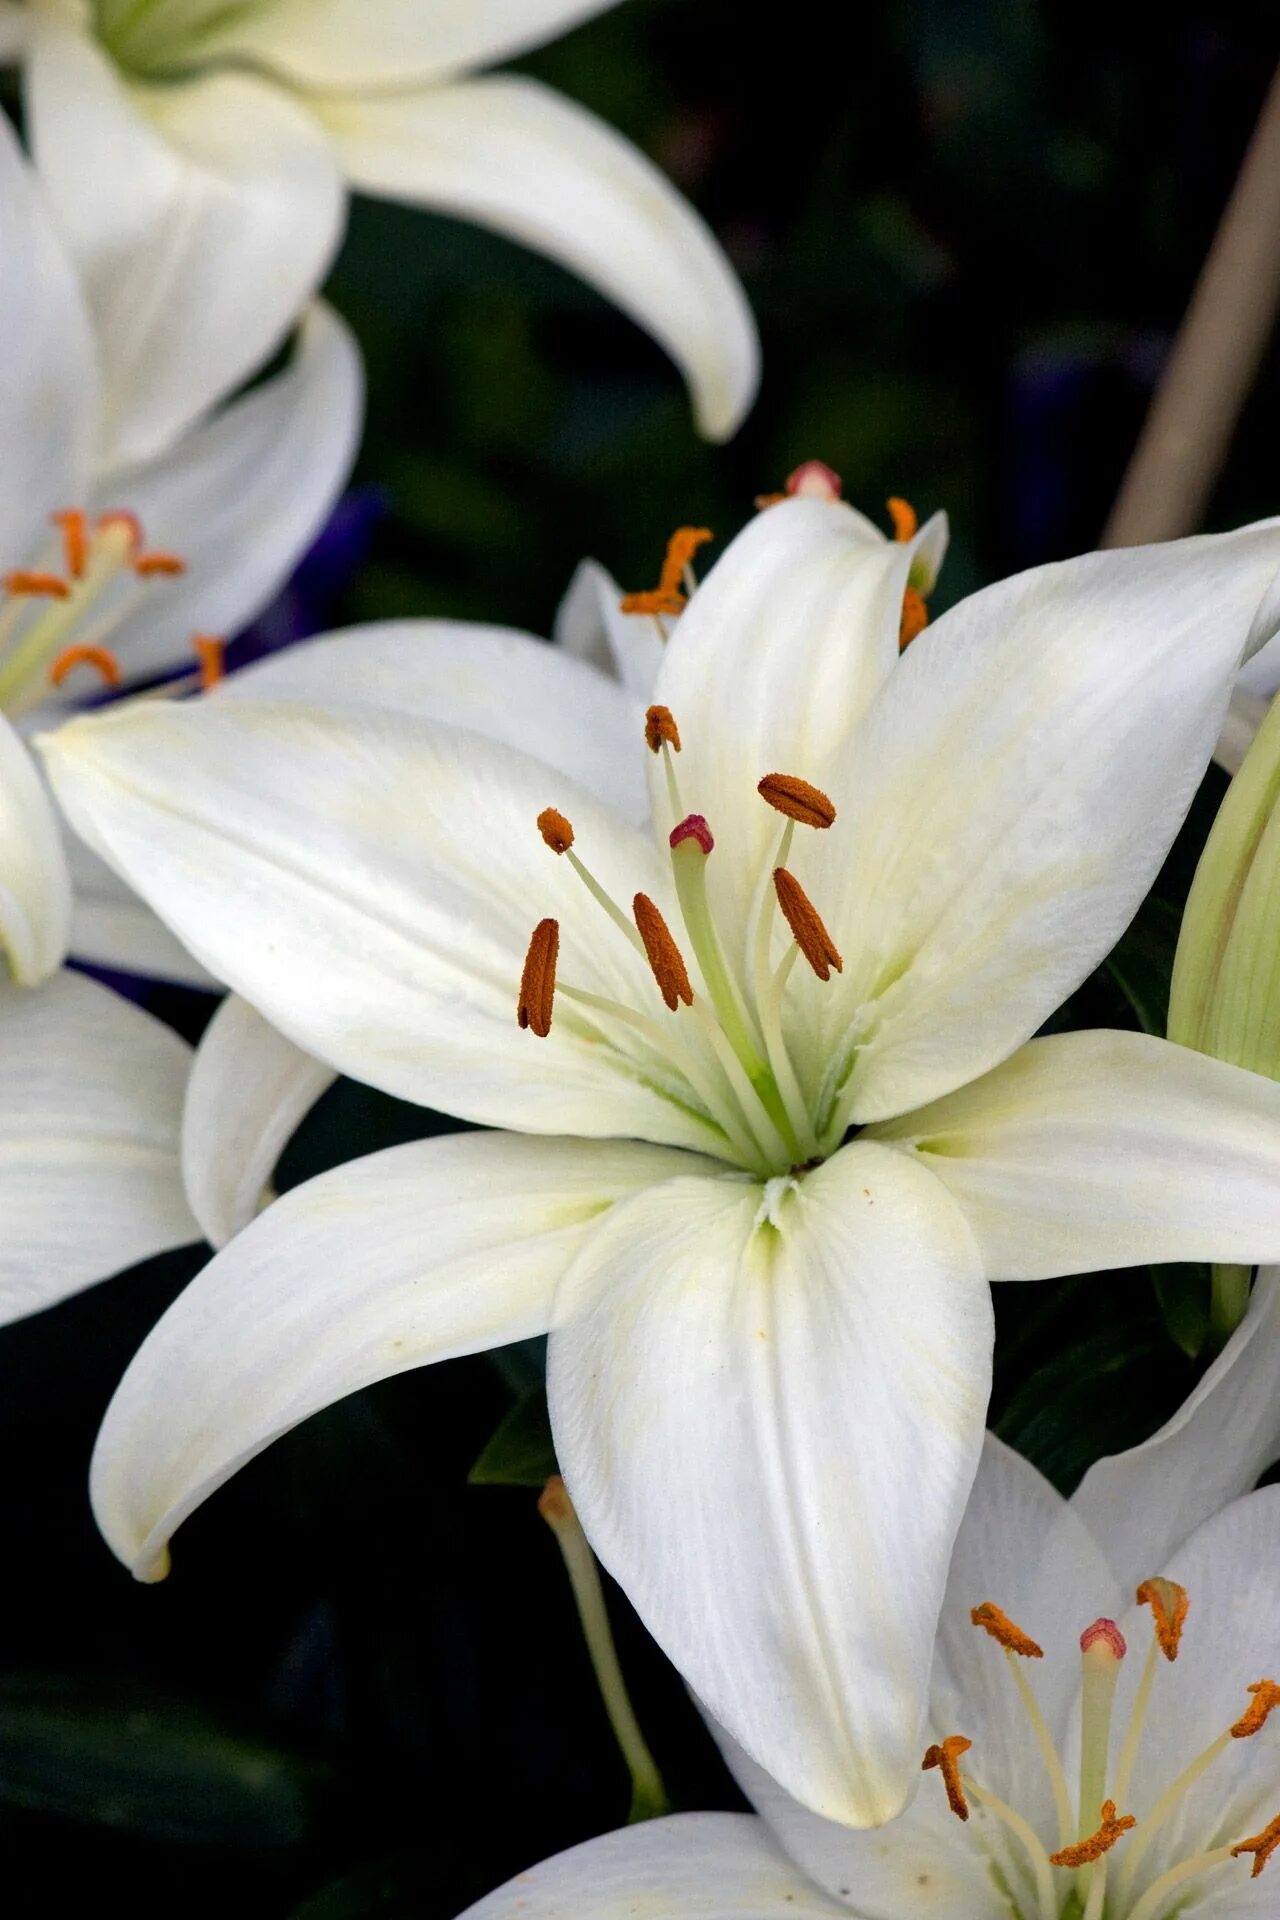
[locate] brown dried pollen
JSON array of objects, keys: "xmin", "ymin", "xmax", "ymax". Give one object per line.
[{"xmin": 757, "ymin": 772, "xmax": 836, "ymax": 829}]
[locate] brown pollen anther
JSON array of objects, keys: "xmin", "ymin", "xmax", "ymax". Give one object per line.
[
  {"xmin": 52, "ymin": 508, "xmax": 88, "ymax": 578},
  {"xmin": 922, "ymin": 1735, "xmax": 971, "ymax": 1822},
  {"xmin": 3, "ymin": 570, "xmax": 69, "ymax": 599},
  {"xmin": 134, "ymin": 551, "xmax": 187, "ymax": 578},
  {"xmin": 773, "ymin": 869, "xmax": 842, "ymax": 981},
  {"xmin": 1232, "ymin": 1810, "xmax": 1280, "ymax": 1878},
  {"xmin": 1135, "ymin": 1578, "xmax": 1189, "ymax": 1662},
  {"xmin": 193, "ymin": 635, "xmax": 225, "ymax": 691},
  {"xmin": 757, "ymin": 772, "xmax": 836, "ymax": 829},
  {"xmin": 620, "ymin": 526, "xmax": 713, "ymax": 617},
  {"xmin": 1049, "ymin": 1801, "xmax": 1136, "ymax": 1868},
  {"xmin": 644, "ymin": 705, "xmax": 681, "ymax": 754},
  {"xmin": 887, "ymin": 496, "xmax": 918, "ymax": 542},
  {"xmin": 1231, "ymin": 1680, "xmax": 1280, "ymax": 1739},
  {"xmin": 49, "ymin": 643, "xmax": 122, "ymax": 690},
  {"xmin": 633, "ymin": 893, "xmax": 693, "ymax": 1011},
  {"xmin": 537, "ymin": 807, "xmax": 575, "ymax": 854},
  {"xmin": 899, "ymin": 586, "xmax": 929, "ymax": 650},
  {"xmin": 517, "ymin": 918, "xmax": 559, "ymax": 1037},
  {"xmin": 970, "ymin": 1602, "xmax": 1044, "ymax": 1659}
]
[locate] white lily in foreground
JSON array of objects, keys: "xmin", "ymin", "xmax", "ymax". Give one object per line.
[
  {"xmin": 455, "ymin": 1289, "xmax": 1280, "ymax": 1920},
  {"xmin": 0, "ymin": 0, "xmax": 757, "ymax": 454},
  {"xmin": 0, "ymin": 116, "xmax": 361, "ymax": 985},
  {"xmin": 40, "ymin": 491, "xmax": 1280, "ymax": 1828}
]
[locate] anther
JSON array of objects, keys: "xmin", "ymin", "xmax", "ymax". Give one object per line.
[
  {"xmin": 670, "ymin": 813, "xmax": 714, "ymax": 856},
  {"xmin": 52, "ymin": 508, "xmax": 88, "ymax": 578},
  {"xmin": 517, "ymin": 918, "xmax": 559, "ymax": 1037},
  {"xmin": 1080, "ymin": 1618, "xmax": 1126, "ymax": 1661},
  {"xmin": 620, "ymin": 527, "xmax": 713, "ymax": 617},
  {"xmin": 1135, "ymin": 1578, "xmax": 1189, "ymax": 1662},
  {"xmin": 922, "ymin": 1735, "xmax": 972, "ymax": 1822},
  {"xmin": 644, "ymin": 705, "xmax": 681, "ymax": 754},
  {"xmin": 134, "ymin": 551, "xmax": 187, "ymax": 577},
  {"xmin": 970, "ymin": 1602, "xmax": 1044, "ymax": 1659},
  {"xmin": 3, "ymin": 570, "xmax": 69, "ymax": 598},
  {"xmin": 887, "ymin": 496, "xmax": 918, "ymax": 542},
  {"xmin": 193, "ymin": 635, "xmax": 225, "ymax": 691},
  {"xmin": 1230, "ymin": 1680, "xmax": 1280, "ymax": 1739},
  {"xmin": 633, "ymin": 893, "xmax": 693, "ymax": 1011},
  {"xmin": 1049, "ymin": 1801, "xmax": 1136, "ymax": 1868},
  {"xmin": 537, "ymin": 807, "xmax": 575, "ymax": 854},
  {"xmin": 1232, "ymin": 1811, "xmax": 1280, "ymax": 1878},
  {"xmin": 899, "ymin": 586, "xmax": 929, "ymax": 649},
  {"xmin": 757, "ymin": 772, "xmax": 836, "ymax": 829},
  {"xmin": 49, "ymin": 644, "xmax": 122, "ymax": 691},
  {"xmin": 773, "ymin": 869, "xmax": 842, "ymax": 980}
]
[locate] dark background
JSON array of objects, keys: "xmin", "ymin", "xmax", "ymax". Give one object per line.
[{"xmin": 1, "ymin": 3, "xmax": 1277, "ymax": 1911}]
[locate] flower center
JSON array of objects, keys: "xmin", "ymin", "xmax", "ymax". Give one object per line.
[
  {"xmin": 923, "ymin": 1580, "xmax": 1280, "ymax": 1920},
  {"xmin": 87, "ymin": 0, "xmax": 267, "ymax": 76}
]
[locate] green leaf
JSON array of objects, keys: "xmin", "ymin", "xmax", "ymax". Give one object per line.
[{"xmin": 468, "ymin": 1386, "xmax": 556, "ymax": 1488}]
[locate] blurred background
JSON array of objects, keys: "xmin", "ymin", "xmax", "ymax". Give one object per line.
[{"xmin": 1, "ymin": 1, "xmax": 1277, "ymax": 1910}]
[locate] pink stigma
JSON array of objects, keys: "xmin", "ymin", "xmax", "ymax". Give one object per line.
[
  {"xmin": 670, "ymin": 813, "xmax": 715, "ymax": 856},
  {"xmin": 1081, "ymin": 1618, "xmax": 1127, "ymax": 1660}
]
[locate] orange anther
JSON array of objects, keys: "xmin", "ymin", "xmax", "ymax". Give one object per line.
[
  {"xmin": 537, "ymin": 808, "xmax": 575, "ymax": 855},
  {"xmin": 922, "ymin": 1735, "xmax": 971, "ymax": 1822},
  {"xmin": 52, "ymin": 508, "xmax": 88, "ymax": 578},
  {"xmin": 193, "ymin": 635, "xmax": 225, "ymax": 691},
  {"xmin": 970, "ymin": 1602, "xmax": 1044, "ymax": 1659},
  {"xmin": 757, "ymin": 772, "xmax": 836, "ymax": 829},
  {"xmin": 773, "ymin": 869, "xmax": 842, "ymax": 980},
  {"xmin": 1232, "ymin": 1811, "xmax": 1280, "ymax": 1878},
  {"xmin": 633, "ymin": 893, "xmax": 693, "ymax": 1011},
  {"xmin": 536, "ymin": 1474, "xmax": 575, "ymax": 1529},
  {"xmin": 95, "ymin": 510, "xmax": 143, "ymax": 556},
  {"xmin": 1231, "ymin": 1680, "xmax": 1280, "ymax": 1739},
  {"xmin": 644, "ymin": 705, "xmax": 682, "ymax": 754},
  {"xmin": 134, "ymin": 551, "xmax": 187, "ymax": 577},
  {"xmin": 620, "ymin": 527, "xmax": 713, "ymax": 618},
  {"xmin": 1049, "ymin": 1801, "xmax": 1136, "ymax": 1868},
  {"xmin": 899, "ymin": 586, "xmax": 929, "ymax": 650},
  {"xmin": 517, "ymin": 918, "xmax": 559, "ymax": 1037},
  {"xmin": 3, "ymin": 570, "xmax": 69, "ymax": 599},
  {"xmin": 49, "ymin": 644, "xmax": 122, "ymax": 691},
  {"xmin": 1136, "ymin": 1578, "xmax": 1189, "ymax": 1662},
  {"xmin": 887, "ymin": 496, "xmax": 918, "ymax": 542}
]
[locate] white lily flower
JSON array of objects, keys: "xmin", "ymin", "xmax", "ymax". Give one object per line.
[
  {"xmin": 451, "ymin": 1320, "xmax": 1280, "ymax": 1920},
  {"xmin": 39, "ymin": 491, "xmax": 1280, "ymax": 1828},
  {"xmin": 1217, "ymin": 636, "xmax": 1280, "ymax": 774},
  {"xmin": 0, "ymin": 114, "xmax": 362, "ymax": 985},
  {"xmin": 0, "ymin": 0, "xmax": 758, "ymax": 451}
]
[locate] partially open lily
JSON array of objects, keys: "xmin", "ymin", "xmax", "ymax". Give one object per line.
[
  {"xmin": 40, "ymin": 490, "xmax": 1280, "ymax": 1827},
  {"xmin": 0, "ymin": 0, "xmax": 758, "ymax": 452}
]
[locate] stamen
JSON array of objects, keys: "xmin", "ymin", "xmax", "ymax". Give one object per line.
[
  {"xmin": 1136, "ymin": 1577, "xmax": 1189, "ymax": 1661},
  {"xmin": 193, "ymin": 634, "xmax": 225, "ymax": 690},
  {"xmin": 1049, "ymin": 1800, "xmax": 1136, "ymax": 1868},
  {"xmin": 3, "ymin": 570, "xmax": 69, "ymax": 598},
  {"xmin": 961, "ymin": 1775, "xmax": 1059, "ymax": 1920},
  {"xmin": 517, "ymin": 918, "xmax": 559, "ymax": 1037},
  {"xmin": 537, "ymin": 807, "xmax": 575, "ymax": 854},
  {"xmin": 774, "ymin": 870, "xmax": 842, "ymax": 980},
  {"xmin": 52, "ymin": 509, "xmax": 88, "ymax": 578},
  {"xmin": 619, "ymin": 527, "xmax": 712, "ymax": 617},
  {"xmin": 970, "ymin": 1603, "xmax": 1043, "ymax": 1658},
  {"xmin": 133, "ymin": 551, "xmax": 187, "ymax": 577},
  {"xmin": 1231, "ymin": 1678, "xmax": 1280, "ymax": 1738},
  {"xmin": 670, "ymin": 813, "xmax": 714, "ymax": 856},
  {"xmin": 1232, "ymin": 1811, "xmax": 1280, "ymax": 1877},
  {"xmin": 757, "ymin": 773, "xmax": 836, "ymax": 829},
  {"xmin": 899, "ymin": 586, "xmax": 929, "ymax": 649},
  {"xmin": 1126, "ymin": 1847, "xmax": 1238, "ymax": 1920},
  {"xmin": 49, "ymin": 643, "xmax": 122, "ymax": 690},
  {"xmin": 632, "ymin": 893, "xmax": 693, "ymax": 1011},
  {"xmin": 644, "ymin": 705, "xmax": 681, "ymax": 753},
  {"xmin": 887, "ymin": 496, "xmax": 918, "ymax": 541},
  {"xmin": 922, "ymin": 1735, "xmax": 971, "ymax": 1821}
]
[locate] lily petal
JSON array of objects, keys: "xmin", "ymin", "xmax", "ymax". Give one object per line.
[
  {"xmin": 312, "ymin": 74, "xmax": 759, "ymax": 441},
  {"xmin": 827, "ymin": 522, "xmax": 1280, "ymax": 1123},
  {"xmin": 42, "ymin": 700, "xmax": 708, "ymax": 1148},
  {"xmin": 868, "ymin": 1029, "xmax": 1280, "ymax": 1276},
  {"xmin": 24, "ymin": 17, "xmax": 344, "ymax": 467},
  {"xmin": 0, "ymin": 716, "xmax": 71, "ymax": 984},
  {"xmin": 554, "ymin": 557, "xmax": 665, "ymax": 701},
  {"xmin": 548, "ymin": 1141, "xmax": 992, "ymax": 1827},
  {"xmin": 458, "ymin": 1812, "xmax": 843, "ymax": 1920},
  {"xmin": 63, "ymin": 828, "xmax": 213, "ymax": 986},
  {"xmin": 90, "ymin": 1131, "xmax": 696, "ymax": 1581},
  {"xmin": 0, "ymin": 968, "xmax": 195, "ymax": 1327},
  {"xmin": 1072, "ymin": 1270, "xmax": 1280, "ymax": 1591},
  {"xmin": 197, "ymin": 0, "xmax": 622, "ymax": 89},
  {"xmin": 182, "ymin": 994, "xmax": 336, "ymax": 1248},
  {"xmin": 219, "ymin": 617, "xmax": 648, "ymax": 820}
]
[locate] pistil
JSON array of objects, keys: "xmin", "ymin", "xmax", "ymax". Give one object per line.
[{"xmin": 1075, "ymin": 1619, "xmax": 1126, "ymax": 1898}]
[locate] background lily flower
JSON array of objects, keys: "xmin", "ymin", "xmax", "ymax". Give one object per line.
[
  {"xmin": 0, "ymin": 115, "xmax": 362, "ymax": 986},
  {"xmin": 39, "ymin": 493, "xmax": 1280, "ymax": 1829},
  {"xmin": 0, "ymin": 0, "xmax": 759, "ymax": 451}
]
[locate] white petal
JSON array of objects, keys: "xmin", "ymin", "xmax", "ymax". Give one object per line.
[
  {"xmin": 1215, "ymin": 686, "xmax": 1273, "ymax": 775},
  {"xmin": 0, "ymin": 715, "xmax": 71, "ymax": 984},
  {"xmin": 548, "ymin": 1142, "xmax": 992, "ymax": 1827},
  {"xmin": 458, "ymin": 1812, "xmax": 842, "ymax": 1920},
  {"xmin": 554, "ymin": 557, "xmax": 666, "ymax": 701},
  {"xmin": 1072, "ymin": 1270, "xmax": 1280, "ymax": 1591},
  {"xmin": 218, "ymin": 617, "xmax": 648, "ymax": 820},
  {"xmin": 0, "ymin": 111, "xmax": 96, "ymax": 559},
  {"xmin": 313, "ymin": 75, "xmax": 759, "ymax": 442},
  {"xmin": 25, "ymin": 19, "xmax": 344, "ymax": 466},
  {"xmin": 0, "ymin": 968, "xmax": 195, "ymax": 1327},
  {"xmin": 824, "ymin": 521, "xmax": 1280, "ymax": 1123},
  {"xmin": 76, "ymin": 303, "xmax": 362, "ymax": 690},
  {"xmin": 182, "ymin": 994, "xmax": 336, "ymax": 1247},
  {"xmin": 196, "ymin": 0, "xmax": 622, "ymax": 88},
  {"xmin": 63, "ymin": 829, "xmax": 214, "ymax": 985},
  {"xmin": 42, "ymin": 699, "xmax": 713, "ymax": 1150},
  {"xmin": 90, "ymin": 1131, "xmax": 694, "ymax": 1580},
  {"xmin": 868, "ymin": 1029, "xmax": 1280, "ymax": 1276}
]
